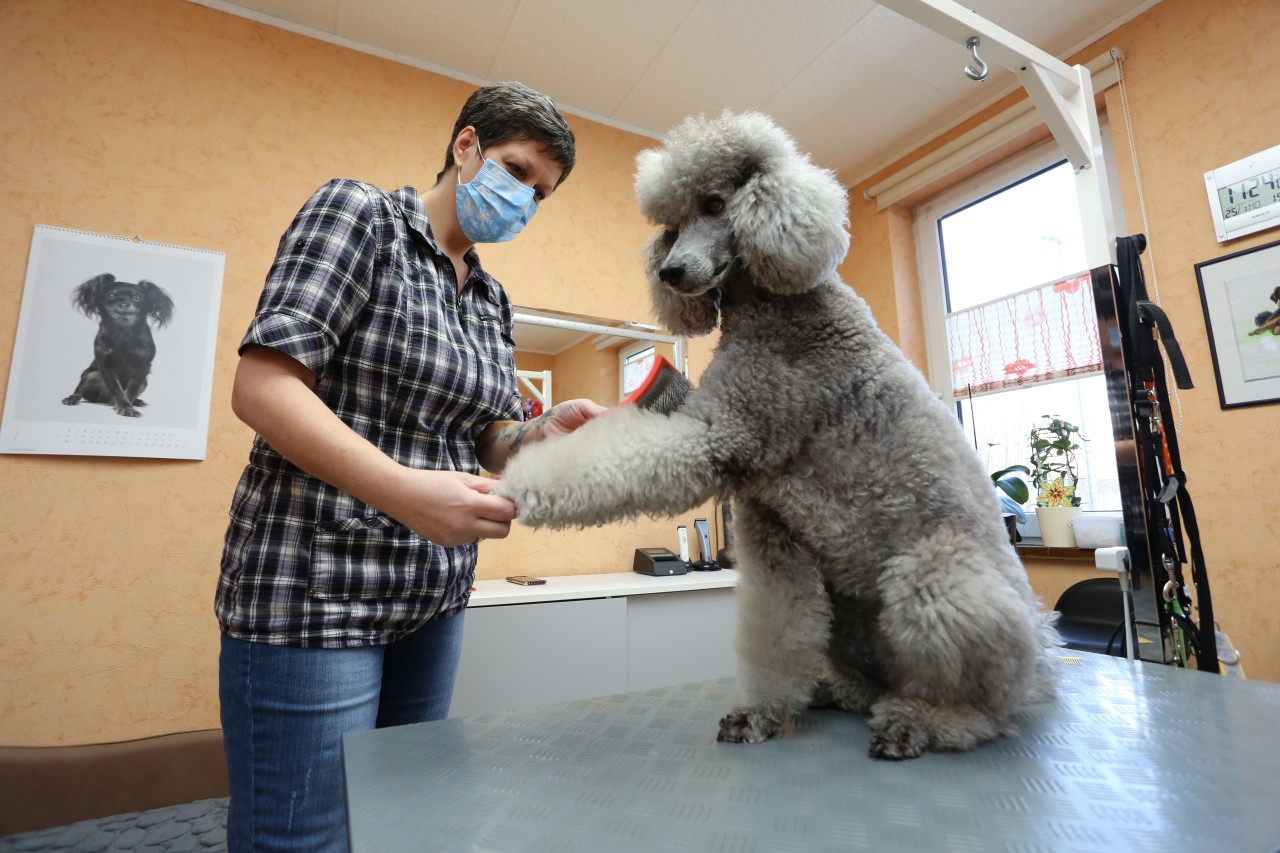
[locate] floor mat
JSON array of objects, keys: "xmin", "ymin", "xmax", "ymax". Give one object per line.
[{"xmin": 0, "ymin": 797, "xmax": 227, "ymax": 852}]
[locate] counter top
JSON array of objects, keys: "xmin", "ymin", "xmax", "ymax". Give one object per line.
[{"xmin": 468, "ymin": 568, "xmax": 738, "ymax": 607}]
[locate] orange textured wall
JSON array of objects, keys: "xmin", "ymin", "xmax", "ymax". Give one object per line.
[
  {"xmin": 850, "ymin": 0, "xmax": 1280, "ymax": 683},
  {"xmin": 0, "ymin": 0, "xmax": 711, "ymax": 745}
]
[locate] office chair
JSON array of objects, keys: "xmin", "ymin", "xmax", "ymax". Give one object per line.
[{"xmin": 1053, "ymin": 577, "xmax": 1135, "ymax": 657}]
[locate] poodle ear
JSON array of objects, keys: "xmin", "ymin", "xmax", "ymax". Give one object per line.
[
  {"xmin": 642, "ymin": 233, "xmax": 720, "ymax": 336},
  {"xmin": 138, "ymin": 280, "xmax": 175, "ymax": 327},
  {"xmin": 730, "ymin": 140, "xmax": 851, "ymax": 295},
  {"xmin": 70, "ymin": 273, "xmax": 116, "ymax": 318}
]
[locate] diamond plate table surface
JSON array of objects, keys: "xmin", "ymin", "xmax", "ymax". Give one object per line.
[{"xmin": 344, "ymin": 654, "xmax": 1280, "ymax": 852}]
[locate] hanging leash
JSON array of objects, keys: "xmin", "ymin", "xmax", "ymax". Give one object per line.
[{"xmin": 1115, "ymin": 235, "xmax": 1219, "ymax": 673}]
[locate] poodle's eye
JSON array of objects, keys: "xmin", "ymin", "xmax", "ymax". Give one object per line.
[{"xmin": 703, "ymin": 195, "xmax": 726, "ymax": 216}]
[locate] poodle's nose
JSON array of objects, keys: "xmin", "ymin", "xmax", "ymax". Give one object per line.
[{"xmin": 658, "ymin": 263, "xmax": 685, "ymax": 286}]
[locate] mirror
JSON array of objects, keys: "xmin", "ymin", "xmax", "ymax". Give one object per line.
[{"xmin": 512, "ymin": 306, "xmax": 685, "ymax": 413}]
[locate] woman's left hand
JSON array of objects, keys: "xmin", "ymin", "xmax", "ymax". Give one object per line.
[
  {"xmin": 477, "ymin": 398, "xmax": 608, "ymax": 474},
  {"xmin": 539, "ymin": 398, "xmax": 608, "ymax": 438}
]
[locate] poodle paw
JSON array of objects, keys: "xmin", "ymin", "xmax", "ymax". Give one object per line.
[
  {"xmin": 500, "ymin": 481, "xmax": 553, "ymax": 528},
  {"xmin": 717, "ymin": 708, "xmax": 782, "ymax": 744},
  {"xmin": 868, "ymin": 716, "xmax": 928, "ymax": 761}
]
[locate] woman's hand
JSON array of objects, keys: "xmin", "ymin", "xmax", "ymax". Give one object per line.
[
  {"xmin": 381, "ymin": 469, "xmax": 517, "ymax": 546},
  {"xmin": 540, "ymin": 398, "xmax": 608, "ymax": 438},
  {"xmin": 476, "ymin": 398, "xmax": 607, "ymax": 473}
]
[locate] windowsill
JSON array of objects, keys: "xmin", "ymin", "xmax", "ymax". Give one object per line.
[{"xmin": 1015, "ymin": 539, "xmax": 1099, "ymax": 562}]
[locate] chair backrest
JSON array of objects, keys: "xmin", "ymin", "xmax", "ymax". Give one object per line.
[
  {"xmin": 1053, "ymin": 577, "xmax": 1125, "ymax": 626},
  {"xmin": 0, "ymin": 729, "xmax": 228, "ymax": 836}
]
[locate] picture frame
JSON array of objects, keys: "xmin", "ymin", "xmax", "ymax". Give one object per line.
[
  {"xmin": 0, "ymin": 225, "xmax": 225, "ymax": 459},
  {"xmin": 1195, "ymin": 237, "xmax": 1280, "ymax": 409}
]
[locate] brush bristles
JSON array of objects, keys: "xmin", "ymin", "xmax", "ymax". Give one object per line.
[{"xmin": 636, "ymin": 367, "xmax": 691, "ymax": 414}]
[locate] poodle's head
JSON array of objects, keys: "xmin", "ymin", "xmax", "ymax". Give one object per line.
[{"xmin": 635, "ymin": 111, "xmax": 850, "ymax": 335}]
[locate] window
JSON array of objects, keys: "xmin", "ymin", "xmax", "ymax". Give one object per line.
[
  {"xmin": 619, "ymin": 342, "xmax": 656, "ymax": 400},
  {"xmin": 915, "ymin": 138, "xmax": 1126, "ymax": 513}
]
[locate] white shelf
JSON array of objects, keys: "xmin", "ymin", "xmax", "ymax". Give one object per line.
[{"xmin": 468, "ymin": 569, "xmax": 739, "ymax": 608}]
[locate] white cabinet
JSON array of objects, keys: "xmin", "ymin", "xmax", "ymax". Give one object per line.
[
  {"xmin": 450, "ymin": 572, "xmax": 738, "ymax": 718},
  {"xmin": 625, "ymin": 588, "xmax": 736, "ymax": 692}
]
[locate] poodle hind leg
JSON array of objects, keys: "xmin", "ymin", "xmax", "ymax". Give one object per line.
[
  {"xmin": 867, "ymin": 530, "xmax": 1040, "ymax": 759},
  {"xmin": 717, "ymin": 505, "xmax": 832, "ymax": 744},
  {"xmin": 867, "ymin": 696, "xmax": 1010, "ymax": 760}
]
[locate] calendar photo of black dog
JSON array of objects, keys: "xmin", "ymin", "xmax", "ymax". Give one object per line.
[
  {"xmin": 1250, "ymin": 285, "xmax": 1280, "ymax": 336},
  {"xmin": 61, "ymin": 273, "xmax": 175, "ymax": 418},
  {"xmin": 1, "ymin": 225, "xmax": 224, "ymax": 460}
]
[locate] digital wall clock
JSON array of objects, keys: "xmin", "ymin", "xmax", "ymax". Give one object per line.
[{"xmin": 1204, "ymin": 142, "xmax": 1280, "ymax": 242}]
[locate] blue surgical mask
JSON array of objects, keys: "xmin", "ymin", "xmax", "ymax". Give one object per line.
[{"xmin": 455, "ymin": 140, "xmax": 537, "ymax": 243}]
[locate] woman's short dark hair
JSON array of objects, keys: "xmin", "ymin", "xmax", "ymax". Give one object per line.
[{"xmin": 437, "ymin": 82, "xmax": 576, "ymax": 186}]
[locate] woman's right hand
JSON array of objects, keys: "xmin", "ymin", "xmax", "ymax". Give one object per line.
[{"xmin": 383, "ymin": 469, "xmax": 517, "ymax": 546}]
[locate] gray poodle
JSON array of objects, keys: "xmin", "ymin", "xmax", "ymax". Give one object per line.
[{"xmin": 500, "ymin": 111, "xmax": 1059, "ymax": 759}]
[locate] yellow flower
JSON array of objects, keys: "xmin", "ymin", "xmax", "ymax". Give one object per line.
[{"xmin": 1040, "ymin": 481, "xmax": 1074, "ymax": 507}]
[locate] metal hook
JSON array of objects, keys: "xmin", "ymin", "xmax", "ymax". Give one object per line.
[{"xmin": 964, "ymin": 36, "xmax": 989, "ymax": 82}]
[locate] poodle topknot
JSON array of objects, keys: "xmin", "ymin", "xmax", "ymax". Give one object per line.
[{"xmin": 501, "ymin": 110, "xmax": 1060, "ymax": 759}]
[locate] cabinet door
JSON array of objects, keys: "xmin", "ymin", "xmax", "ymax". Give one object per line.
[
  {"xmin": 450, "ymin": 598, "xmax": 628, "ymax": 717},
  {"xmin": 626, "ymin": 588, "xmax": 737, "ymax": 691}
]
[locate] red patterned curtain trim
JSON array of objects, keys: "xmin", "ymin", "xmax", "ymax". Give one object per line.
[{"xmin": 946, "ymin": 272, "xmax": 1102, "ymax": 400}]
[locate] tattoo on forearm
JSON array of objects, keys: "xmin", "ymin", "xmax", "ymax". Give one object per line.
[{"xmin": 484, "ymin": 414, "xmax": 547, "ymax": 453}]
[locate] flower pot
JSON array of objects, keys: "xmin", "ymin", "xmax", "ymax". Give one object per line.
[{"xmin": 1035, "ymin": 505, "xmax": 1081, "ymax": 548}]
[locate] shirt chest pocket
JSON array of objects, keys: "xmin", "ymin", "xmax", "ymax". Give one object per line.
[
  {"xmin": 467, "ymin": 313, "xmax": 518, "ymax": 415},
  {"xmin": 308, "ymin": 515, "xmax": 433, "ymax": 601},
  {"xmin": 471, "ymin": 313, "xmax": 515, "ymax": 372}
]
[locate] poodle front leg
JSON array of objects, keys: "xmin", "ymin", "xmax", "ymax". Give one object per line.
[
  {"xmin": 718, "ymin": 504, "xmax": 832, "ymax": 744},
  {"xmin": 500, "ymin": 405, "xmax": 719, "ymax": 530}
]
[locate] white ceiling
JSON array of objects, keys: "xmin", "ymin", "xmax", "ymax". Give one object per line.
[
  {"xmin": 196, "ymin": 0, "xmax": 1158, "ymax": 186},
  {"xmin": 195, "ymin": 0, "xmax": 1158, "ymax": 352}
]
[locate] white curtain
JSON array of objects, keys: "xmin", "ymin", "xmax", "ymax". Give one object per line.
[{"xmin": 946, "ymin": 272, "xmax": 1102, "ymax": 399}]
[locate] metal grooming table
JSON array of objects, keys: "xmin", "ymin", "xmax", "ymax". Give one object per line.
[{"xmin": 344, "ymin": 653, "xmax": 1280, "ymax": 851}]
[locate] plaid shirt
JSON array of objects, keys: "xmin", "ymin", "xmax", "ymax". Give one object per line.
[{"xmin": 215, "ymin": 180, "xmax": 523, "ymax": 647}]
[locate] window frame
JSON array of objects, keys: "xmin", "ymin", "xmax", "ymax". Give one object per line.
[
  {"xmin": 618, "ymin": 340, "xmax": 656, "ymax": 401},
  {"xmin": 913, "ymin": 126, "xmax": 1127, "ymax": 399},
  {"xmin": 911, "ymin": 124, "xmax": 1128, "ymax": 514}
]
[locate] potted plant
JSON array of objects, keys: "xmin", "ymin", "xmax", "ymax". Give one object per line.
[
  {"xmin": 991, "ymin": 464, "xmax": 1029, "ymax": 546},
  {"xmin": 1028, "ymin": 415, "xmax": 1083, "ymax": 547}
]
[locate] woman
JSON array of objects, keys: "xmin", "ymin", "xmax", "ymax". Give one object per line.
[{"xmin": 216, "ymin": 82, "xmax": 602, "ymax": 851}]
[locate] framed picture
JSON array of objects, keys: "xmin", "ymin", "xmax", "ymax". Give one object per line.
[
  {"xmin": 1195, "ymin": 237, "xmax": 1280, "ymax": 409},
  {"xmin": 0, "ymin": 225, "xmax": 225, "ymax": 459}
]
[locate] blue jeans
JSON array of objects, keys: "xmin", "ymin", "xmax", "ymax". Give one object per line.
[{"xmin": 218, "ymin": 611, "xmax": 466, "ymax": 852}]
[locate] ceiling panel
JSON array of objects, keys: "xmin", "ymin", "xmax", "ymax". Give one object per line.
[{"xmin": 195, "ymin": 0, "xmax": 1161, "ymax": 184}]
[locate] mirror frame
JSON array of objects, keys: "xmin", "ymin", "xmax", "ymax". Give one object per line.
[{"xmin": 512, "ymin": 307, "xmax": 687, "ymax": 379}]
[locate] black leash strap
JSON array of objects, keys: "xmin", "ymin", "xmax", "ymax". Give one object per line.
[
  {"xmin": 1136, "ymin": 301, "xmax": 1194, "ymax": 390},
  {"xmin": 1115, "ymin": 236, "xmax": 1218, "ymax": 672}
]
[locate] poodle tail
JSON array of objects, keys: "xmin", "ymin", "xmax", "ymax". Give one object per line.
[{"xmin": 1026, "ymin": 609, "xmax": 1064, "ymax": 704}]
